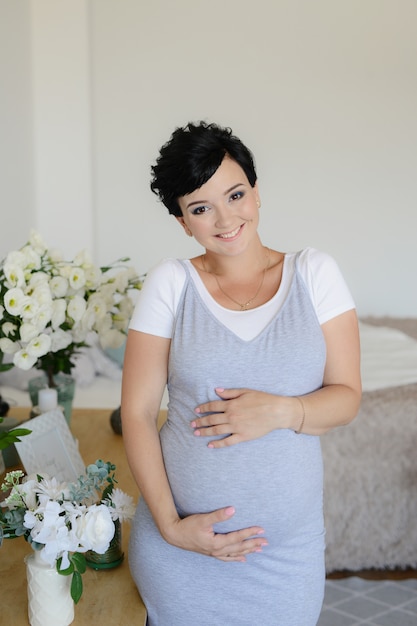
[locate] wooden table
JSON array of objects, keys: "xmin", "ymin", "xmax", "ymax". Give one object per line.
[{"xmin": 0, "ymin": 407, "xmax": 166, "ymax": 625}]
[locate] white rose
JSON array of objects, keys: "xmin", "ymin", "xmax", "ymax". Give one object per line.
[{"xmin": 78, "ymin": 504, "xmax": 115, "ymax": 553}]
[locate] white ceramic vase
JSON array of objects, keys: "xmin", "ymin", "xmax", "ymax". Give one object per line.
[{"xmin": 25, "ymin": 550, "xmax": 74, "ymax": 626}]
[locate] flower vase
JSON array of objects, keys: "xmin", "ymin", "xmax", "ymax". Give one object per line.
[
  {"xmin": 28, "ymin": 373, "xmax": 75, "ymax": 425},
  {"xmin": 85, "ymin": 518, "xmax": 124, "ymax": 569},
  {"xmin": 25, "ymin": 550, "xmax": 74, "ymax": 626}
]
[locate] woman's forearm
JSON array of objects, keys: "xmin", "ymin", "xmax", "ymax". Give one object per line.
[{"xmin": 122, "ymin": 412, "xmax": 180, "ymax": 539}]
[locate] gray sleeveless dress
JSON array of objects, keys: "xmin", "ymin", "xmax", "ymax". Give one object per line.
[{"xmin": 129, "ymin": 256, "xmax": 327, "ymax": 626}]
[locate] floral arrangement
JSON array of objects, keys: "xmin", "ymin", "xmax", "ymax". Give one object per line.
[
  {"xmin": 0, "ymin": 231, "xmax": 143, "ymax": 387},
  {"xmin": 0, "ymin": 460, "xmax": 135, "ymax": 603}
]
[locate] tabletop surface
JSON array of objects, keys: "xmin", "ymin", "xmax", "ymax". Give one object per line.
[{"xmin": 0, "ymin": 406, "xmax": 167, "ymax": 626}]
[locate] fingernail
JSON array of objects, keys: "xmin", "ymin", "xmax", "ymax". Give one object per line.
[
  {"xmin": 191, "ymin": 421, "xmax": 196, "ymax": 428},
  {"xmin": 225, "ymin": 506, "xmax": 235, "ymax": 516},
  {"xmin": 194, "ymin": 408, "xmax": 201, "ymax": 414},
  {"xmin": 194, "ymin": 430, "xmax": 201, "ymax": 437},
  {"xmin": 215, "ymin": 387, "xmax": 224, "ymax": 392}
]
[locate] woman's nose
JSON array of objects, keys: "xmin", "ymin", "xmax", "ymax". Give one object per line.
[{"xmin": 214, "ymin": 204, "xmax": 233, "ymax": 229}]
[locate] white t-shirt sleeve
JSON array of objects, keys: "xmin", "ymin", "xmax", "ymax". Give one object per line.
[
  {"xmin": 297, "ymin": 248, "xmax": 356, "ymax": 325},
  {"xmin": 129, "ymin": 259, "xmax": 185, "ymax": 338}
]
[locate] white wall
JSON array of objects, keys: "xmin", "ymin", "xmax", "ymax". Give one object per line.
[
  {"xmin": 0, "ymin": 0, "xmax": 34, "ymax": 253},
  {"xmin": 1, "ymin": 0, "xmax": 416, "ymax": 316}
]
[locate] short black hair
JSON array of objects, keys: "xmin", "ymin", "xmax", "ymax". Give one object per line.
[{"xmin": 150, "ymin": 121, "xmax": 257, "ymax": 216}]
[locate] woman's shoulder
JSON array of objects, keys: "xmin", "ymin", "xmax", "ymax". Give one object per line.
[{"xmin": 285, "ymin": 247, "xmax": 341, "ymax": 279}]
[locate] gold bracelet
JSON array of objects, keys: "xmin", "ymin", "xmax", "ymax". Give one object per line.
[{"xmin": 295, "ymin": 396, "xmax": 305, "ymax": 434}]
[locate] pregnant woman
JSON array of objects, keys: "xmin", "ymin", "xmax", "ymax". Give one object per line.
[{"xmin": 121, "ymin": 121, "xmax": 361, "ymax": 626}]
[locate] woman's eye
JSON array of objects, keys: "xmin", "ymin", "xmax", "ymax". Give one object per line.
[
  {"xmin": 230, "ymin": 191, "xmax": 244, "ymax": 202},
  {"xmin": 192, "ymin": 205, "xmax": 210, "ymax": 215}
]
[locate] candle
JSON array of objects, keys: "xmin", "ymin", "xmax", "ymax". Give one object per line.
[{"xmin": 38, "ymin": 388, "xmax": 58, "ymax": 412}]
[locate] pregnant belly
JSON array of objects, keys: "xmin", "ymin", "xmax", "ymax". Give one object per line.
[{"xmin": 160, "ymin": 424, "xmax": 324, "ymax": 539}]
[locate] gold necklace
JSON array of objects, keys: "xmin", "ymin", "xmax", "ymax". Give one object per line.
[{"xmin": 202, "ymin": 248, "xmax": 270, "ymax": 311}]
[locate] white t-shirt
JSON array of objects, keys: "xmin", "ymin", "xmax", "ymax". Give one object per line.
[{"xmin": 129, "ymin": 248, "xmax": 355, "ymax": 341}]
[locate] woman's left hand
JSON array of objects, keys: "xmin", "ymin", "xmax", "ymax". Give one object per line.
[{"xmin": 191, "ymin": 388, "xmax": 283, "ymax": 448}]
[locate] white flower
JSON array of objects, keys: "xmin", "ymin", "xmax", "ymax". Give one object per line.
[
  {"xmin": 118, "ymin": 296, "xmax": 134, "ymax": 319},
  {"xmin": 0, "ymin": 337, "xmax": 19, "ymax": 354},
  {"xmin": 20, "ymin": 245, "xmax": 42, "ymax": 272},
  {"xmin": 13, "ymin": 348, "xmax": 38, "ymax": 370},
  {"xmin": 20, "ymin": 295, "xmax": 40, "ymax": 321},
  {"xmin": 2, "ymin": 322, "xmax": 17, "ymax": 337},
  {"xmin": 51, "ymin": 299, "xmax": 67, "ymax": 329},
  {"xmin": 67, "ymin": 295, "xmax": 87, "ymax": 323},
  {"xmin": 73, "ymin": 250, "xmax": 92, "ymax": 267},
  {"xmin": 106, "ymin": 488, "xmax": 135, "ymax": 523},
  {"xmin": 28, "ymin": 230, "xmax": 47, "ymax": 255},
  {"xmin": 0, "ymin": 231, "xmax": 142, "ymax": 376},
  {"xmin": 32, "ymin": 305, "xmax": 52, "ymax": 332},
  {"xmin": 99, "ymin": 328, "xmax": 126, "ymax": 349},
  {"xmin": 20, "ymin": 322, "xmax": 39, "ymax": 343},
  {"xmin": 84, "ymin": 265, "xmax": 102, "ymax": 289},
  {"xmin": 35, "ymin": 476, "xmax": 71, "ymax": 503},
  {"xmin": 4, "ymin": 288, "xmax": 28, "ymax": 316},
  {"xmin": 68, "ymin": 267, "xmax": 86, "ymax": 291},
  {"xmin": 49, "ymin": 275, "xmax": 69, "ymax": 298},
  {"xmin": 3, "ymin": 262, "xmax": 25, "ymax": 289},
  {"xmin": 76, "ymin": 504, "xmax": 115, "ymax": 553},
  {"xmin": 50, "ymin": 328, "xmax": 72, "ymax": 352},
  {"xmin": 27, "ymin": 333, "xmax": 52, "ymax": 358}
]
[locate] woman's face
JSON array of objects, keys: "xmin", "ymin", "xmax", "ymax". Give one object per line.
[{"xmin": 177, "ymin": 156, "xmax": 260, "ymax": 256}]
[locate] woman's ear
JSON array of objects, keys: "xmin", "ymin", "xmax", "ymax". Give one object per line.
[{"xmin": 176, "ymin": 217, "xmax": 193, "ymax": 237}]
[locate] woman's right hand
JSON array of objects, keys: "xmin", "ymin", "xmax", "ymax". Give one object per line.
[{"xmin": 162, "ymin": 506, "xmax": 268, "ymax": 562}]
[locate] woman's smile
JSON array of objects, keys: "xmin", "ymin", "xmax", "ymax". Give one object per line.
[{"xmin": 216, "ymin": 224, "xmax": 244, "ymax": 240}]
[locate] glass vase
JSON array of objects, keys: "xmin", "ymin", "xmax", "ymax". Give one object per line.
[
  {"xmin": 25, "ymin": 550, "xmax": 74, "ymax": 626},
  {"xmin": 85, "ymin": 518, "xmax": 124, "ymax": 570},
  {"xmin": 28, "ymin": 373, "xmax": 75, "ymax": 425}
]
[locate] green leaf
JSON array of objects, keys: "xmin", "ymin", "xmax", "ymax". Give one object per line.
[
  {"xmin": 56, "ymin": 556, "xmax": 74, "ymax": 576},
  {"xmin": 71, "ymin": 551, "xmax": 87, "ymax": 574},
  {"xmin": 71, "ymin": 570, "xmax": 83, "ymax": 604}
]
